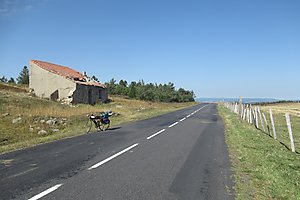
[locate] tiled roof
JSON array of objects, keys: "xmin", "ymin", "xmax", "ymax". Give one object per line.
[{"xmin": 31, "ymin": 60, "xmax": 106, "ymax": 88}]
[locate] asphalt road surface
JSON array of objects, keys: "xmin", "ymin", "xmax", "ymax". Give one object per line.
[{"xmin": 0, "ymin": 103, "xmax": 234, "ymax": 200}]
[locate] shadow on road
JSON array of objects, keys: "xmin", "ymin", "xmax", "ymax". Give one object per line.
[{"xmin": 107, "ymin": 127, "xmax": 121, "ymax": 131}]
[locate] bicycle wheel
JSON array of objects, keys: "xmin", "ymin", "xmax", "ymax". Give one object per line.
[
  {"xmin": 99, "ymin": 122, "xmax": 110, "ymax": 131},
  {"xmin": 85, "ymin": 119, "xmax": 93, "ymax": 133}
]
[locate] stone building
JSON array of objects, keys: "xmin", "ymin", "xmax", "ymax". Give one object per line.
[{"xmin": 29, "ymin": 60, "xmax": 107, "ymax": 104}]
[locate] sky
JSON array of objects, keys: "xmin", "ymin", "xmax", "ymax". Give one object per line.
[{"xmin": 0, "ymin": 0, "xmax": 300, "ymax": 99}]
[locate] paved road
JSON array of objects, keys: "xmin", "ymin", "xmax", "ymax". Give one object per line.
[{"xmin": 0, "ymin": 103, "xmax": 234, "ymax": 200}]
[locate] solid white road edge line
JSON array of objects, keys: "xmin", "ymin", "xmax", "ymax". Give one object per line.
[
  {"xmin": 179, "ymin": 117, "xmax": 186, "ymax": 122},
  {"xmin": 28, "ymin": 184, "xmax": 63, "ymax": 200},
  {"xmin": 88, "ymin": 143, "xmax": 139, "ymax": 170},
  {"xmin": 146, "ymin": 129, "xmax": 166, "ymax": 140},
  {"xmin": 168, "ymin": 122, "xmax": 179, "ymax": 128}
]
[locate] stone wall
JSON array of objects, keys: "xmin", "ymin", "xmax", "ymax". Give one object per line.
[{"xmin": 72, "ymin": 84, "xmax": 108, "ymax": 104}]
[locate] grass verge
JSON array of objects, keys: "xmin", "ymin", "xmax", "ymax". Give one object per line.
[
  {"xmin": 218, "ymin": 104, "xmax": 300, "ymax": 200},
  {"xmin": 0, "ymin": 83, "xmax": 197, "ymax": 154}
]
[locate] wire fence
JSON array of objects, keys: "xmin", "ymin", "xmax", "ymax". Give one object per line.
[{"xmin": 223, "ymin": 102, "xmax": 300, "ymax": 153}]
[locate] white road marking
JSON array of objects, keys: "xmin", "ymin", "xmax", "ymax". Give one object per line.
[
  {"xmin": 28, "ymin": 184, "xmax": 62, "ymax": 200},
  {"xmin": 186, "ymin": 105, "xmax": 208, "ymax": 118},
  {"xmin": 179, "ymin": 117, "xmax": 186, "ymax": 122},
  {"xmin": 88, "ymin": 143, "xmax": 139, "ymax": 170},
  {"xmin": 168, "ymin": 122, "xmax": 179, "ymax": 128},
  {"xmin": 199, "ymin": 104, "xmax": 208, "ymax": 111},
  {"xmin": 6, "ymin": 167, "xmax": 38, "ymax": 179},
  {"xmin": 147, "ymin": 129, "xmax": 166, "ymax": 140}
]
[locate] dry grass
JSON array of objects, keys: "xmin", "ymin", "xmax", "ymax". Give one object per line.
[
  {"xmin": 0, "ymin": 83, "xmax": 197, "ymax": 154},
  {"xmin": 260, "ymin": 102, "xmax": 300, "ymax": 117}
]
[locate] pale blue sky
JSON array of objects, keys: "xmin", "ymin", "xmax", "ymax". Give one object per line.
[{"xmin": 1, "ymin": 0, "xmax": 299, "ymax": 99}]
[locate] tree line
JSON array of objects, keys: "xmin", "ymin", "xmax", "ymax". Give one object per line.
[
  {"xmin": 0, "ymin": 66, "xmax": 29, "ymax": 85},
  {"xmin": 105, "ymin": 79, "xmax": 195, "ymax": 102}
]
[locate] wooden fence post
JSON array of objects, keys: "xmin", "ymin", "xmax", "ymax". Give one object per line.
[
  {"xmin": 269, "ymin": 109, "xmax": 277, "ymax": 140},
  {"xmin": 262, "ymin": 113, "xmax": 270, "ymax": 135},
  {"xmin": 234, "ymin": 103, "xmax": 238, "ymax": 114},
  {"xmin": 239, "ymin": 97, "xmax": 243, "ymax": 116},
  {"xmin": 240, "ymin": 104, "xmax": 244, "ymax": 119},
  {"xmin": 249, "ymin": 107, "xmax": 253, "ymax": 124},
  {"xmin": 258, "ymin": 107, "xmax": 265, "ymax": 132},
  {"xmin": 285, "ymin": 113, "xmax": 295, "ymax": 152},
  {"xmin": 246, "ymin": 106, "xmax": 250, "ymax": 123},
  {"xmin": 255, "ymin": 107, "xmax": 259, "ymax": 129}
]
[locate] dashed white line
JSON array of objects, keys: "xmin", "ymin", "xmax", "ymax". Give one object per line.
[
  {"xmin": 28, "ymin": 184, "xmax": 63, "ymax": 200},
  {"xmin": 168, "ymin": 122, "xmax": 179, "ymax": 128},
  {"xmin": 147, "ymin": 129, "xmax": 166, "ymax": 140},
  {"xmin": 179, "ymin": 117, "xmax": 186, "ymax": 122},
  {"xmin": 88, "ymin": 143, "xmax": 139, "ymax": 170},
  {"xmin": 199, "ymin": 104, "xmax": 208, "ymax": 111},
  {"xmin": 27, "ymin": 104, "xmax": 209, "ymax": 200}
]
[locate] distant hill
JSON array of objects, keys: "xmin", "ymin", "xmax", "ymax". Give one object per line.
[{"xmin": 196, "ymin": 98, "xmax": 279, "ymax": 104}]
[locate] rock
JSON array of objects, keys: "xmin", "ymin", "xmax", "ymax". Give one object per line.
[
  {"xmin": 29, "ymin": 128, "xmax": 34, "ymax": 132},
  {"xmin": 58, "ymin": 118, "xmax": 68, "ymax": 124},
  {"xmin": 40, "ymin": 119, "xmax": 45, "ymax": 124},
  {"xmin": 38, "ymin": 130, "xmax": 48, "ymax": 135},
  {"xmin": 46, "ymin": 119, "xmax": 57, "ymax": 125},
  {"xmin": 116, "ymin": 105, "xmax": 123, "ymax": 108},
  {"xmin": 2, "ymin": 113, "xmax": 9, "ymax": 117},
  {"xmin": 51, "ymin": 129, "xmax": 60, "ymax": 132},
  {"xmin": 12, "ymin": 117, "xmax": 22, "ymax": 124}
]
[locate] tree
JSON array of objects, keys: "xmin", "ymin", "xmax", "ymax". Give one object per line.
[
  {"xmin": 0, "ymin": 76, "xmax": 8, "ymax": 83},
  {"xmin": 8, "ymin": 77, "xmax": 15, "ymax": 84},
  {"xmin": 119, "ymin": 79, "xmax": 128, "ymax": 87},
  {"xmin": 105, "ymin": 78, "xmax": 117, "ymax": 95},
  {"xmin": 17, "ymin": 66, "xmax": 29, "ymax": 85},
  {"xmin": 128, "ymin": 81, "xmax": 137, "ymax": 98}
]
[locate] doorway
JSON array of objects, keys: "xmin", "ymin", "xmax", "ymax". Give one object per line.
[{"xmin": 88, "ymin": 90, "xmax": 92, "ymax": 104}]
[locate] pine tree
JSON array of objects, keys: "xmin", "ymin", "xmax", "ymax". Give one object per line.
[
  {"xmin": 8, "ymin": 77, "xmax": 15, "ymax": 84},
  {"xmin": 0, "ymin": 76, "xmax": 8, "ymax": 83},
  {"xmin": 17, "ymin": 66, "xmax": 29, "ymax": 85}
]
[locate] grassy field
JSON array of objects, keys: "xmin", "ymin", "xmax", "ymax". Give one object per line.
[
  {"xmin": 258, "ymin": 103, "xmax": 300, "ymax": 153},
  {"xmin": 0, "ymin": 83, "xmax": 197, "ymax": 154},
  {"xmin": 219, "ymin": 104, "xmax": 300, "ymax": 199}
]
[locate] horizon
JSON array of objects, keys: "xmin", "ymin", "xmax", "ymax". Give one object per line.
[
  {"xmin": 1, "ymin": 0, "xmax": 300, "ymax": 99},
  {"xmin": 196, "ymin": 97, "xmax": 300, "ymax": 101}
]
